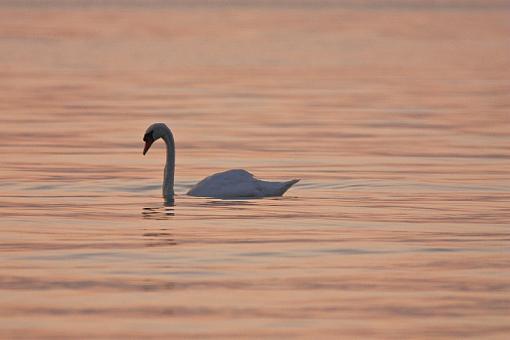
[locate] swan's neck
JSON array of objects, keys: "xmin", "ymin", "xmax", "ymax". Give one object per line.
[{"xmin": 162, "ymin": 129, "xmax": 175, "ymax": 199}]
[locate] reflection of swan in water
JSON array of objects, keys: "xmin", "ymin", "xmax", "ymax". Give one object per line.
[
  {"xmin": 142, "ymin": 200, "xmax": 175, "ymax": 220},
  {"xmin": 142, "ymin": 226, "xmax": 177, "ymax": 246},
  {"xmin": 142, "ymin": 123, "xmax": 300, "ymax": 200}
]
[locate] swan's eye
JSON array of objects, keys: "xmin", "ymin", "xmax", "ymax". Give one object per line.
[{"xmin": 143, "ymin": 130, "xmax": 154, "ymax": 142}]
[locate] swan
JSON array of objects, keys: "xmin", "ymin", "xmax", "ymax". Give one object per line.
[{"xmin": 142, "ymin": 123, "xmax": 299, "ymax": 199}]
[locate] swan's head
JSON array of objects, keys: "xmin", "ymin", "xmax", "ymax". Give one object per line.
[{"xmin": 143, "ymin": 123, "xmax": 169, "ymax": 155}]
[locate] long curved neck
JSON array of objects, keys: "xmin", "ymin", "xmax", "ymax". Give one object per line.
[{"xmin": 162, "ymin": 128, "xmax": 175, "ymax": 199}]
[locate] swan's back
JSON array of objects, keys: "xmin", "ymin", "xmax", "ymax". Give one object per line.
[{"xmin": 187, "ymin": 169, "xmax": 299, "ymax": 198}]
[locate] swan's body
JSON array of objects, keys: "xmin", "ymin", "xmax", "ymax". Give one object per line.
[
  {"xmin": 142, "ymin": 123, "xmax": 299, "ymax": 199},
  {"xmin": 187, "ymin": 169, "xmax": 299, "ymax": 198}
]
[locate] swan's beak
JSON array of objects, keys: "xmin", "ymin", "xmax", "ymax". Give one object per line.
[{"xmin": 143, "ymin": 139, "xmax": 154, "ymax": 155}]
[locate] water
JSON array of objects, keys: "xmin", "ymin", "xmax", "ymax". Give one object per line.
[{"xmin": 1, "ymin": 1, "xmax": 510, "ymax": 338}]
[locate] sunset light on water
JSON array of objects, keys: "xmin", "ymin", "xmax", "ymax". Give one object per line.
[{"xmin": 0, "ymin": 1, "xmax": 509, "ymax": 338}]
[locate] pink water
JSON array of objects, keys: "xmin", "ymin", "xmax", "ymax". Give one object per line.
[{"xmin": 1, "ymin": 1, "xmax": 509, "ymax": 338}]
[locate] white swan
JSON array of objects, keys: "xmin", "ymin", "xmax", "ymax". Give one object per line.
[{"xmin": 142, "ymin": 123, "xmax": 299, "ymax": 199}]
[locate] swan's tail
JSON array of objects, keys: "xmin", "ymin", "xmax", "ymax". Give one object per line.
[{"xmin": 277, "ymin": 179, "xmax": 300, "ymax": 196}]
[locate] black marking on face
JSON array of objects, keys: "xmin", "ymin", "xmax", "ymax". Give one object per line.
[{"xmin": 143, "ymin": 130, "xmax": 154, "ymax": 142}]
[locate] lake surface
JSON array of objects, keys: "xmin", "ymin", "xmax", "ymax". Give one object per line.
[{"xmin": 1, "ymin": 1, "xmax": 509, "ymax": 338}]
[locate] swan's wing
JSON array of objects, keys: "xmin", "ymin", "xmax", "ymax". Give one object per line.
[
  {"xmin": 188, "ymin": 169, "xmax": 299, "ymax": 198},
  {"xmin": 187, "ymin": 169, "xmax": 260, "ymax": 198}
]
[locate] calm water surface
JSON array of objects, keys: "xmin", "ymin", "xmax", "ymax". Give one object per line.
[{"xmin": 1, "ymin": 1, "xmax": 509, "ymax": 338}]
